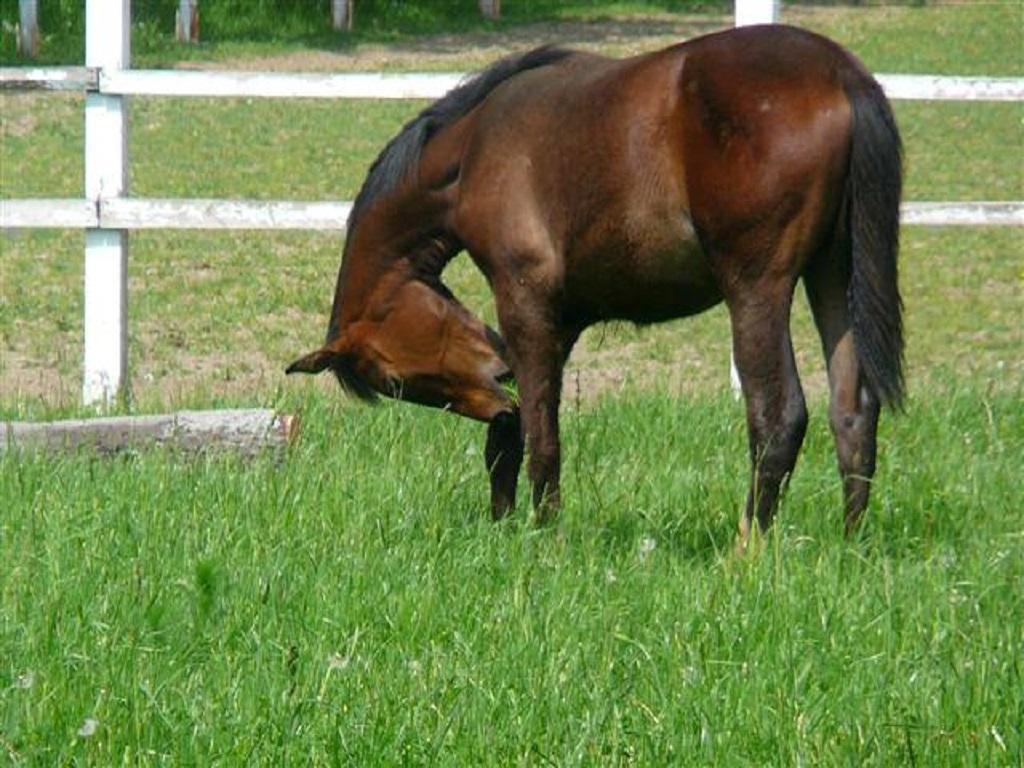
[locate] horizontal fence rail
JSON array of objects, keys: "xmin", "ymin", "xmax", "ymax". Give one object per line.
[
  {"xmin": 4, "ymin": 67, "xmax": 1023, "ymax": 233},
  {"xmin": 878, "ymin": 74, "xmax": 1024, "ymax": 102},
  {"xmin": 102, "ymin": 70, "xmax": 465, "ymax": 99},
  {"xmin": 5, "ymin": 199, "xmax": 1023, "ymax": 231},
  {"xmin": 5, "ymin": 67, "xmax": 1024, "ymax": 101},
  {"xmin": 898, "ymin": 202, "xmax": 1024, "ymax": 228}
]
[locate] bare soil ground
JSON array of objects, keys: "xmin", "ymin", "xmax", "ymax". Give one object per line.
[{"xmin": 178, "ymin": 14, "xmax": 730, "ymax": 73}]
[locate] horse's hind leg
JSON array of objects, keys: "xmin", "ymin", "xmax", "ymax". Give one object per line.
[
  {"xmin": 729, "ymin": 280, "xmax": 808, "ymax": 549},
  {"xmin": 804, "ymin": 259, "xmax": 881, "ymax": 535}
]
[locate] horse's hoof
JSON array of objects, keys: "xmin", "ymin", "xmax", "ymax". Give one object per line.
[
  {"xmin": 490, "ymin": 498, "xmax": 515, "ymax": 521},
  {"xmin": 732, "ymin": 518, "xmax": 766, "ymax": 558}
]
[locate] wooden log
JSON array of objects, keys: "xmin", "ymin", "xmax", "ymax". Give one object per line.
[
  {"xmin": 0, "ymin": 67, "xmax": 96, "ymax": 92},
  {"xmin": 479, "ymin": 0, "xmax": 501, "ymax": 20},
  {"xmin": 1, "ymin": 409, "xmax": 300, "ymax": 456},
  {"xmin": 176, "ymin": 0, "xmax": 199, "ymax": 43},
  {"xmin": 332, "ymin": 0, "xmax": 354, "ymax": 31},
  {"xmin": 18, "ymin": 0, "xmax": 39, "ymax": 58}
]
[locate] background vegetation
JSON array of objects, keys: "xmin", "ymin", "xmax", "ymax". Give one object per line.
[{"xmin": 4, "ymin": 1, "xmax": 733, "ymax": 63}]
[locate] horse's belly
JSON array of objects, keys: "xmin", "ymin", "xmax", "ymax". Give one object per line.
[{"xmin": 564, "ymin": 219, "xmax": 721, "ymax": 325}]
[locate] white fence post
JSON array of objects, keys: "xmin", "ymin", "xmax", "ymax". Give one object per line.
[
  {"xmin": 480, "ymin": 0, "xmax": 501, "ymax": 20},
  {"xmin": 17, "ymin": 0, "xmax": 39, "ymax": 57},
  {"xmin": 176, "ymin": 0, "xmax": 199, "ymax": 43},
  {"xmin": 332, "ymin": 0, "xmax": 353, "ymax": 31},
  {"xmin": 83, "ymin": 0, "xmax": 130, "ymax": 406},
  {"xmin": 735, "ymin": 0, "xmax": 779, "ymax": 26}
]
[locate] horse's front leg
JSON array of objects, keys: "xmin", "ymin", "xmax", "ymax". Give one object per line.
[
  {"xmin": 485, "ymin": 409, "xmax": 523, "ymax": 519},
  {"xmin": 516, "ymin": 333, "xmax": 565, "ymax": 523},
  {"xmin": 495, "ymin": 305, "xmax": 574, "ymax": 523}
]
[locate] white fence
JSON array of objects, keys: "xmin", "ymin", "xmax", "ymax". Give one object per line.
[{"xmin": 2, "ymin": 0, "xmax": 1022, "ymax": 405}]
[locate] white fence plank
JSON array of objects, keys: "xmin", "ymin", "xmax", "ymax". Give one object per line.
[
  {"xmin": 104, "ymin": 70, "xmax": 1024, "ymax": 102},
  {"xmin": 83, "ymin": 0, "xmax": 130, "ymax": 407},
  {"xmin": 97, "ymin": 70, "xmax": 1024, "ymax": 103},
  {"xmin": 100, "ymin": 199, "xmax": 352, "ymax": 230},
  {"xmin": 901, "ymin": 202, "xmax": 1024, "ymax": 227},
  {"xmin": 7, "ymin": 66, "xmax": 1023, "ymax": 103},
  {"xmin": 4, "ymin": 199, "xmax": 1021, "ymax": 231},
  {"xmin": 1, "ymin": 199, "xmax": 98, "ymax": 228},
  {"xmin": 101, "ymin": 70, "xmax": 464, "ymax": 99},
  {"xmin": 877, "ymin": 74, "xmax": 1024, "ymax": 102}
]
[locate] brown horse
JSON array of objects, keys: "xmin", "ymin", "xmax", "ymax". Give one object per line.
[{"xmin": 287, "ymin": 24, "xmax": 903, "ymax": 545}]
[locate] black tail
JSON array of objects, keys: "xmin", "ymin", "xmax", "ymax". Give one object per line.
[{"xmin": 842, "ymin": 69, "xmax": 905, "ymax": 408}]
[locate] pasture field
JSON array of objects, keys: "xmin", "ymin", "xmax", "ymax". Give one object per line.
[
  {"xmin": 2, "ymin": 3, "xmax": 1023, "ymax": 764},
  {"xmin": 2, "ymin": 389, "xmax": 1022, "ymax": 763}
]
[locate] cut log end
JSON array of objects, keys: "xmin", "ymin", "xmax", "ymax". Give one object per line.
[{"xmin": 275, "ymin": 412, "xmax": 301, "ymax": 444}]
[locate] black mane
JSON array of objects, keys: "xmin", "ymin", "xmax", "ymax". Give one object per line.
[{"xmin": 345, "ymin": 45, "xmax": 573, "ymax": 231}]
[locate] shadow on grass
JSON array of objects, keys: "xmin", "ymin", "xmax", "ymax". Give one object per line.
[{"xmin": 586, "ymin": 507, "xmax": 735, "ymax": 564}]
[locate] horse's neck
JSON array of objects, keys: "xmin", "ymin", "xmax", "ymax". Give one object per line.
[{"xmin": 333, "ymin": 188, "xmax": 457, "ymax": 329}]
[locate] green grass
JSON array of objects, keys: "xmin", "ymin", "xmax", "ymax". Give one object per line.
[
  {"xmin": 795, "ymin": 2, "xmax": 1023, "ymax": 77},
  {"xmin": 2, "ymin": 385, "xmax": 1022, "ymax": 763},
  {"xmin": 4, "ymin": 97, "xmax": 1020, "ymax": 201},
  {"xmin": 2, "ymin": 7, "xmax": 1023, "ymax": 761}
]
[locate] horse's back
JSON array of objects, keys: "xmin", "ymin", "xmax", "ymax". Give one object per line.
[{"xmin": 454, "ymin": 26, "xmax": 862, "ymax": 323}]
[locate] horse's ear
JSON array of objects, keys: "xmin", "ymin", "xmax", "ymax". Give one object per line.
[{"xmin": 285, "ymin": 348, "xmax": 338, "ymax": 375}]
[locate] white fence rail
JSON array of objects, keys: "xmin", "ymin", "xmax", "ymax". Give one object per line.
[
  {"xmin": 2, "ymin": 0, "xmax": 1022, "ymax": 405},
  {"xmin": 6, "ymin": 66, "xmax": 1024, "ymax": 102},
  {"xmin": 5, "ymin": 198, "xmax": 1022, "ymax": 232}
]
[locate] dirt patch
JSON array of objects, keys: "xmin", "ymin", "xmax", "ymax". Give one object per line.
[
  {"xmin": 0, "ymin": 353, "xmax": 82, "ymax": 411},
  {"xmin": 178, "ymin": 14, "xmax": 730, "ymax": 73},
  {"xmin": 0, "ymin": 94, "xmax": 41, "ymax": 138}
]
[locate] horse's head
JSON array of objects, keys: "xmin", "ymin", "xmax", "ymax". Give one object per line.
[{"xmin": 287, "ymin": 278, "xmax": 515, "ymax": 422}]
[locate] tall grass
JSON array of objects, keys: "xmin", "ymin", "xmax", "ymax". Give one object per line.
[
  {"xmin": 2, "ymin": 386, "xmax": 1021, "ymax": 763},
  {"xmin": 2, "ymin": 6, "xmax": 1021, "ymax": 761}
]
